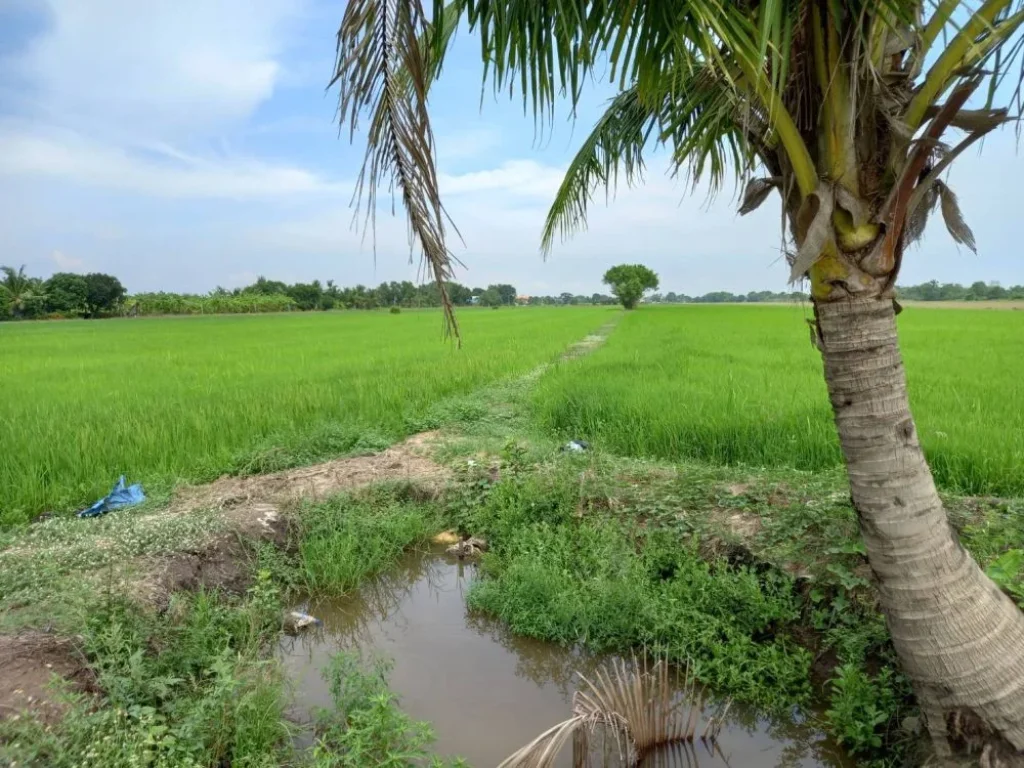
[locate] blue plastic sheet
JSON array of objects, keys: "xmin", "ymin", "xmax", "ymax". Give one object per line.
[{"xmin": 77, "ymin": 475, "xmax": 146, "ymax": 519}]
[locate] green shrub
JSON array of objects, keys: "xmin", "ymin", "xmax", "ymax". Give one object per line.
[
  {"xmin": 461, "ymin": 470, "xmax": 811, "ymax": 708},
  {"xmin": 825, "ymin": 664, "xmax": 902, "ymax": 757}
]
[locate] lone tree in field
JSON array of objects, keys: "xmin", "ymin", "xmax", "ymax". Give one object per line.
[
  {"xmin": 603, "ymin": 264, "xmax": 659, "ymax": 309},
  {"xmin": 334, "ymin": 0, "xmax": 1024, "ymax": 756}
]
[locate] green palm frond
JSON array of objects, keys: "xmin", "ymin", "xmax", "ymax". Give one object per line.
[
  {"xmin": 540, "ymin": 86, "xmax": 656, "ymax": 252},
  {"xmin": 1, "ymin": 265, "xmax": 30, "ymax": 299},
  {"xmin": 659, "ymin": 65, "xmax": 751, "ymax": 194}
]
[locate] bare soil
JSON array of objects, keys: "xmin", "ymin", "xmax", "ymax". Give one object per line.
[
  {"xmin": 168, "ymin": 430, "xmax": 447, "ymax": 528},
  {"xmin": 136, "ymin": 535, "xmax": 256, "ymax": 607},
  {"xmin": 0, "ymin": 632, "xmax": 91, "ymax": 723},
  {"xmin": 135, "ymin": 431, "xmax": 449, "ymax": 605}
]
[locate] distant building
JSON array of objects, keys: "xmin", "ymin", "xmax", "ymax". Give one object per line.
[{"xmin": 516, "ymin": 295, "xmax": 530, "ymax": 305}]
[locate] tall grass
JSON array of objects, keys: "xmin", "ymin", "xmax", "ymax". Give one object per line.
[
  {"xmin": 291, "ymin": 488, "xmax": 441, "ymax": 595},
  {"xmin": 532, "ymin": 304, "xmax": 1024, "ymax": 496},
  {"xmin": 0, "ymin": 307, "xmax": 610, "ymax": 525}
]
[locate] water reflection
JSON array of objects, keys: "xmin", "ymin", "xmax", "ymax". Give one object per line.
[{"xmin": 279, "ymin": 546, "xmax": 850, "ymax": 767}]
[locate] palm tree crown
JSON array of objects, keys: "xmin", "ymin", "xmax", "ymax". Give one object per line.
[
  {"xmin": 1, "ymin": 265, "xmax": 44, "ymax": 317},
  {"xmin": 334, "ymin": 0, "xmax": 1024, "ymax": 326}
]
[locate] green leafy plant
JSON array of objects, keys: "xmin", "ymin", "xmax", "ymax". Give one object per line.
[
  {"xmin": 825, "ymin": 664, "xmax": 902, "ymax": 757},
  {"xmin": 312, "ymin": 652, "xmax": 466, "ymax": 768},
  {"xmin": 986, "ymin": 549, "xmax": 1024, "ymax": 601},
  {"xmin": 0, "ymin": 576, "xmax": 290, "ymax": 768},
  {"xmin": 464, "ymin": 470, "xmax": 810, "ymax": 708}
]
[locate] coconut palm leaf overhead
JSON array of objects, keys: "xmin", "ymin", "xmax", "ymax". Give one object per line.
[
  {"xmin": 335, "ymin": 0, "xmax": 1024, "ymax": 315},
  {"xmin": 334, "ymin": 0, "xmax": 1024, "ymax": 758}
]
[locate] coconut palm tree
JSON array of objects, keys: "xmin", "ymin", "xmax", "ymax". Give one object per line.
[
  {"xmin": 333, "ymin": 0, "xmax": 1024, "ymax": 756},
  {"xmin": 0, "ymin": 265, "xmax": 44, "ymax": 319}
]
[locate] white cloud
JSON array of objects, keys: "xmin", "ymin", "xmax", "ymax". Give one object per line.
[
  {"xmin": 17, "ymin": 0, "xmax": 301, "ymax": 135},
  {"xmin": 0, "ymin": 125, "xmax": 576, "ymax": 204},
  {"xmin": 440, "ymin": 160, "xmax": 566, "ymax": 197},
  {"xmin": 240, "ymin": 157, "xmax": 788, "ymax": 295},
  {"xmin": 50, "ymin": 249, "xmax": 84, "ymax": 271},
  {"xmin": 0, "ymin": 123, "xmax": 343, "ymax": 199},
  {"xmin": 5, "ymin": 0, "xmax": 1022, "ymax": 302}
]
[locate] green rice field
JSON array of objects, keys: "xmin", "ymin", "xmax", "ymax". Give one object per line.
[
  {"xmin": 4, "ymin": 303, "xmax": 1022, "ymax": 527},
  {"xmin": 533, "ymin": 304, "xmax": 1024, "ymax": 496},
  {"xmin": 0, "ymin": 308, "xmax": 609, "ymax": 525}
]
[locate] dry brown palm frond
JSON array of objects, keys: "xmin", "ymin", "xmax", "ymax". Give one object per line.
[
  {"xmin": 497, "ymin": 715, "xmax": 589, "ymax": 768},
  {"xmin": 499, "ymin": 655, "xmax": 727, "ymax": 768},
  {"xmin": 738, "ymin": 177, "xmax": 781, "ymax": 215},
  {"xmin": 333, "ymin": 0, "xmax": 461, "ymax": 341}
]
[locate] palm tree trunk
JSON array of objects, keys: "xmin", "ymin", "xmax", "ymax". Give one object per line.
[{"xmin": 816, "ymin": 295, "xmax": 1024, "ymax": 758}]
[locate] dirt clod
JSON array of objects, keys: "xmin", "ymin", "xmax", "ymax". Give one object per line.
[
  {"xmin": 432, "ymin": 531, "xmax": 461, "ymax": 545},
  {"xmin": 726, "ymin": 511, "xmax": 762, "ymax": 539},
  {"xmin": 446, "ymin": 536, "xmax": 488, "ymax": 559},
  {"xmin": 143, "ymin": 538, "xmax": 253, "ymax": 606},
  {"xmin": 0, "ymin": 632, "xmax": 91, "ymax": 723}
]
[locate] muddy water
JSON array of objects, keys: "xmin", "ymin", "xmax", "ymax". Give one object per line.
[{"xmin": 280, "ymin": 547, "xmax": 851, "ymax": 767}]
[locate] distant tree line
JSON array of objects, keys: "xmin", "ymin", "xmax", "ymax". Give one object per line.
[
  {"xmin": 589, "ymin": 280, "xmax": 1024, "ymax": 304},
  {"xmin": 5, "ymin": 264, "xmax": 1022, "ymax": 321},
  {"xmin": 0, "ymin": 265, "xmax": 524, "ymax": 319},
  {"xmin": 644, "ymin": 290, "xmax": 808, "ymax": 304},
  {"xmin": 894, "ymin": 280, "xmax": 1024, "ymax": 301},
  {"xmin": 143, "ymin": 278, "xmax": 521, "ymax": 313},
  {"xmin": 0, "ymin": 266, "xmax": 126, "ymax": 319}
]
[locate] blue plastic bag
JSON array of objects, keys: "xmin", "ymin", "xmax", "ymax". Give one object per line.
[{"xmin": 77, "ymin": 475, "xmax": 146, "ymax": 519}]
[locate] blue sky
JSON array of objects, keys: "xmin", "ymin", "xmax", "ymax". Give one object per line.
[{"xmin": 1, "ymin": 0, "xmax": 1021, "ymax": 296}]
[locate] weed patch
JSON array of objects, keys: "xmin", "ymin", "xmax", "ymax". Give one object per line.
[
  {"xmin": 310, "ymin": 652, "xmax": 466, "ymax": 767},
  {"xmin": 258, "ymin": 486, "xmax": 443, "ymax": 595},
  {"xmin": 441, "ymin": 449, "xmax": 934, "ymax": 764},
  {"xmin": 0, "ymin": 573, "xmax": 290, "ymax": 768},
  {"xmin": 456, "ymin": 463, "xmax": 811, "ymax": 710},
  {"xmin": 0, "ymin": 507, "xmax": 222, "ymax": 632}
]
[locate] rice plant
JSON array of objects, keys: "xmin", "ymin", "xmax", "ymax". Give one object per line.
[
  {"xmin": 0, "ymin": 307, "xmax": 610, "ymax": 525},
  {"xmin": 533, "ymin": 305, "xmax": 1024, "ymax": 496}
]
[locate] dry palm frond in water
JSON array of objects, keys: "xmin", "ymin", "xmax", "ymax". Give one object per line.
[{"xmin": 498, "ymin": 655, "xmax": 728, "ymax": 768}]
